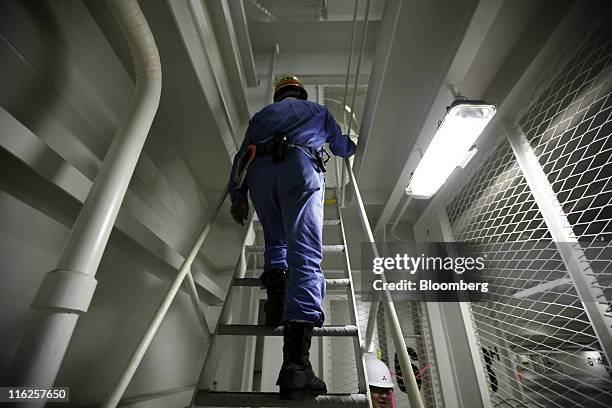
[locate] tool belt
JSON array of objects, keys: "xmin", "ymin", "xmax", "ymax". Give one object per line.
[
  {"xmin": 255, "ymin": 132, "xmax": 290, "ymax": 161},
  {"xmin": 233, "ymin": 132, "xmax": 330, "ymax": 191},
  {"xmin": 254, "ymin": 132, "xmax": 329, "ymax": 172}
]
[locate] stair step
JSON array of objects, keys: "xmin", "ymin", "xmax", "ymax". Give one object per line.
[
  {"xmin": 246, "ymin": 245, "xmax": 345, "ymax": 254},
  {"xmin": 323, "ymin": 198, "xmax": 338, "ymax": 205},
  {"xmin": 254, "ymin": 219, "xmax": 341, "ymax": 229},
  {"xmin": 234, "ymin": 277, "xmax": 350, "ymax": 288},
  {"xmin": 218, "ymin": 324, "xmax": 358, "ymax": 337},
  {"xmin": 195, "ymin": 391, "xmax": 368, "ymax": 407}
]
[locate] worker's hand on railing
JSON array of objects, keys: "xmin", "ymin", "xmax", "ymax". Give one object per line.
[{"xmin": 231, "ymin": 200, "xmax": 249, "ymax": 226}]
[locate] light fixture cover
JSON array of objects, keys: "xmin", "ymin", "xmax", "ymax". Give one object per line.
[{"xmin": 406, "ymin": 100, "xmax": 496, "ymax": 199}]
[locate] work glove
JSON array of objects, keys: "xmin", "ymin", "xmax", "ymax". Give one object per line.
[{"xmin": 231, "ymin": 200, "xmax": 249, "ymax": 226}]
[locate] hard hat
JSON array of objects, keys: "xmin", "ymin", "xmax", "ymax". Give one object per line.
[
  {"xmin": 365, "ymin": 357, "xmax": 394, "ymax": 388},
  {"xmin": 273, "ymin": 74, "xmax": 308, "ymax": 102}
]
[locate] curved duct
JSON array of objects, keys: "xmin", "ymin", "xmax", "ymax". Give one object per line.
[{"xmin": 3, "ymin": 0, "xmax": 161, "ymax": 401}]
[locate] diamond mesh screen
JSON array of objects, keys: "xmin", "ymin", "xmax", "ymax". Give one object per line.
[
  {"xmin": 519, "ymin": 16, "xmax": 612, "ymax": 310},
  {"xmin": 323, "ymin": 85, "xmax": 368, "ymax": 136},
  {"xmin": 321, "ymin": 85, "xmax": 367, "ymax": 188},
  {"xmin": 446, "ymin": 138, "xmax": 612, "ymax": 407}
]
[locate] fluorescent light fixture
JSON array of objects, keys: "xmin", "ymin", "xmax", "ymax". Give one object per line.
[{"xmin": 406, "ymin": 100, "xmax": 496, "ymax": 199}]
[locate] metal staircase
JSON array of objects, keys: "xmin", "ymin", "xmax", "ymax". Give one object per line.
[
  {"xmin": 192, "ymin": 191, "xmax": 372, "ymax": 407},
  {"xmin": 103, "ymin": 158, "xmax": 424, "ymax": 408}
]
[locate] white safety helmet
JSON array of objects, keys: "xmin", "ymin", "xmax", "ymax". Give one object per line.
[{"xmin": 365, "ymin": 357, "xmax": 394, "ymax": 388}]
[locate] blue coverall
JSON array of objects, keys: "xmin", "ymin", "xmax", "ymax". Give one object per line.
[{"xmin": 229, "ymin": 97, "xmax": 356, "ymax": 326}]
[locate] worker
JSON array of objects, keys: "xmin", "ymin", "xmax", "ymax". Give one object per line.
[
  {"xmin": 366, "ymin": 357, "xmax": 395, "ymax": 408},
  {"xmin": 228, "ymin": 74, "xmax": 356, "ymax": 400}
]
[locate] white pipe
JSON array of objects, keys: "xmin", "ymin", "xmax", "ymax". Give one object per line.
[
  {"xmin": 337, "ymin": 0, "xmax": 359, "ymax": 207},
  {"xmin": 345, "ymin": 158, "xmax": 424, "ymax": 408},
  {"xmin": 3, "ymin": 0, "xmax": 161, "ymax": 399},
  {"xmin": 267, "ymin": 43, "xmax": 279, "ymax": 104},
  {"xmin": 341, "ymin": 0, "xmax": 371, "ymax": 208},
  {"xmin": 342, "ymin": 0, "xmax": 360, "ymax": 131},
  {"xmin": 103, "ymin": 188, "xmax": 227, "ymax": 408},
  {"xmin": 346, "ymin": 0, "xmax": 371, "ymax": 138}
]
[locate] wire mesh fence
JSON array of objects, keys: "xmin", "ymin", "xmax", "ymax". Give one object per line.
[
  {"xmin": 323, "ymin": 85, "xmax": 368, "ymax": 136},
  {"xmin": 519, "ymin": 14, "xmax": 612, "ymax": 311},
  {"xmin": 441, "ymin": 10, "xmax": 612, "ymax": 408},
  {"xmin": 446, "ymin": 137, "xmax": 612, "ymax": 407},
  {"xmin": 321, "ymin": 85, "xmax": 368, "ymax": 189}
]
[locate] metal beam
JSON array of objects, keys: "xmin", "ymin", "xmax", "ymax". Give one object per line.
[
  {"xmin": 511, "ymin": 278, "xmax": 572, "ymax": 298},
  {"xmin": 0, "ymin": 108, "xmax": 225, "ymax": 304},
  {"xmin": 414, "ymin": 0, "xmax": 592, "ymax": 237},
  {"xmin": 226, "ymin": 0, "xmax": 258, "ymax": 87},
  {"xmin": 205, "ymin": 0, "xmax": 251, "ymax": 122},
  {"xmin": 168, "ymin": 0, "xmax": 241, "ymax": 158},
  {"xmin": 504, "ymin": 121, "xmax": 612, "ymax": 366},
  {"xmin": 416, "ymin": 211, "xmax": 492, "ymax": 408}
]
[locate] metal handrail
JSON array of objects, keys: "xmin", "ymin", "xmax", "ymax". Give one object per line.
[
  {"xmin": 105, "ymin": 150, "xmax": 424, "ymax": 408},
  {"xmin": 191, "ymin": 213, "xmax": 256, "ymax": 403},
  {"xmin": 342, "ymin": 158, "xmax": 425, "ymax": 408},
  {"xmin": 103, "ymin": 186, "xmax": 229, "ymax": 407}
]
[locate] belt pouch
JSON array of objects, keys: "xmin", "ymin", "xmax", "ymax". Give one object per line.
[{"xmin": 271, "ymin": 132, "xmax": 289, "ymax": 162}]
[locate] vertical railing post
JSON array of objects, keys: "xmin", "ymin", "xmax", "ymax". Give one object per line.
[{"xmin": 504, "ymin": 121, "xmax": 612, "ymax": 364}]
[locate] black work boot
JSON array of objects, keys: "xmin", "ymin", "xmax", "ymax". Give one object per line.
[
  {"xmin": 277, "ymin": 321, "xmax": 328, "ymax": 400},
  {"xmin": 260, "ymin": 268, "xmax": 286, "ymax": 327}
]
